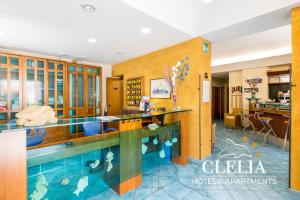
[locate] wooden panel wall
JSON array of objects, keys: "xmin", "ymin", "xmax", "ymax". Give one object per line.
[
  {"xmin": 291, "ymin": 6, "xmax": 300, "ymax": 191},
  {"xmin": 112, "ymin": 38, "xmax": 212, "ymax": 160},
  {"xmin": 0, "ymin": 130, "xmax": 27, "ymax": 200}
]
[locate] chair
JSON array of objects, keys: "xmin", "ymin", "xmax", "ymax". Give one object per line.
[
  {"xmin": 83, "ymin": 122, "xmax": 101, "ymax": 136},
  {"xmin": 27, "ymin": 129, "xmax": 46, "ymax": 147},
  {"xmin": 255, "ymin": 114, "xmax": 278, "ymax": 146},
  {"xmin": 9, "ymin": 119, "xmax": 46, "ymax": 147},
  {"xmin": 224, "ymin": 108, "xmax": 242, "ymax": 128}
]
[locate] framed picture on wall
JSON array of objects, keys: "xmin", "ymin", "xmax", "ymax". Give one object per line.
[{"xmin": 150, "ymin": 78, "xmax": 171, "ymax": 99}]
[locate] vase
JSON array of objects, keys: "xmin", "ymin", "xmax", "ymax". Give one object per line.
[{"xmin": 171, "ymin": 94, "xmax": 179, "ymax": 110}]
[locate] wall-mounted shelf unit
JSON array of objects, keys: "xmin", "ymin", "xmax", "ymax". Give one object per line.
[{"xmin": 126, "ymin": 76, "xmax": 144, "ymax": 106}]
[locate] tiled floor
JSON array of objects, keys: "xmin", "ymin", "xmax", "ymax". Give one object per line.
[{"xmin": 89, "ymin": 120, "xmax": 300, "ymax": 200}]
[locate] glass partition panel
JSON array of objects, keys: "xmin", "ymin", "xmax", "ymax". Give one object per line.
[
  {"xmin": 68, "ymin": 65, "xmax": 76, "ymax": 72},
  {"xmin": 48, "ymin": 62, "xmax": 55, "ymax": 70},
  {"xmin": 78, "ymin": 74, "xmax": 84, "ymax": 107},
  {"xmin": 0, "ymin": 56, "xmax": 7, "ymax": 64},
  {"xmin": 0, "ymin": 113, "xmax": 8, "ymax": 121},
  {"xmin": 57, "ymin": 72, "xmax": 64, "ymax": 108},
  {"xmin": 57, "ymin": 110, "xmax": 63, "ymax": 117},
  {"xmin": 26, "ymin": 59, "xmax": 35, "ymax": 67},
  {"xmin": 37, "ymin": 70, "xmax": 45, "ymax": 105},
  {"xmin": 48, "ymin": 72, "xmax": 55, "ymax": 108},
  {"xmin": 26, "ymin": 69, "xmax": 35, "ymax": 106},
  {"xmin": 10, "ymin": 57, "xmax": 19, "ymax": 66},
  {"xmin": 96, "ymin": 76, "xmax": 101, "ymax": 111},
  {"xmin": 78, "ymin": 66, "xmax": 84, "ymax": 73},
  {"xmin": 10, "ymin": 112, "xmax": 17, "ymax": 120},
  {"xmin": 37, "ymin": 60, "xmax": 44, "ymax": 69},
  {"xmin": 69, "ymin": 74, "xmax": 76, "ymax": 107},
  {"xmin": 87, "ymin": 75, "xmax": 93, "ymax": 107},
  {"xmin": 57, "ymin": 63, "xmax": 63, "ymax": 70},
  {"xmin": 0, "ymin": 67, "xmax": 8, "ymax": 110},
  {"xmin": 10, "ymin": 68, "xmax": 20, "ymax": 110}
]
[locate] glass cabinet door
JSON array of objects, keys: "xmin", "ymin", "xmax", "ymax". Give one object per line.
[
  {"xmin": 0, "ymin": 66, "xmax": 8, "ymax": 112},
  {"xmin": 86, "ymin": 66, "xmax": 102, "ymax": 116},
  {"xmin": 47, "ymin": 61, "xmax": 66, "ymax": 118},
  {"xmin": 0, "ymin": 54, "xmax": 22, "ymax": 123},
  {"xmin": 24, "ymin": 57, "xmax": 46, "ymax": 107}
]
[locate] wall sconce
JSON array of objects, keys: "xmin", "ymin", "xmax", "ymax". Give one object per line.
[{"xmin": 204, "ymin": 72, "xmax": 208, "ymax": 79}]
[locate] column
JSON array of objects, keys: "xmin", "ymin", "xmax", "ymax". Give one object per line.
[{"xmin": 291, "ymin": 6, "xmax": 300, "ymax": 191}]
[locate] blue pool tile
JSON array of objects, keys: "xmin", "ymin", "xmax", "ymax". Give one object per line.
[{"xmin": 27, "ymin": 165, "xmax": 40, "ymax": 177}]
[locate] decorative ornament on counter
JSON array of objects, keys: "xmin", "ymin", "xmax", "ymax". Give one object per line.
[
  {"xmin": 164, "ymin": 140, "xmax": 173, "ymax": 147},
  {"xmin": 159, "ymin": 149, "xmax": 166, "ymax": 158},
  {"xmin": 106, "ymin": 150, "xmax": 114, "ymax": 172},
  {"xmin": 90, "ymin": 160, "xmax": 100, "ymax": 169},
  {"xmin": 148, "ymin": 123, "xmax": 159, "ymax": 131},
  {"xmin": 142, "ymin": 144, "xmax": 148, "ymax": 154},
  {"xmin": 153, "ymin": 138, "xmax": 159, "ymax": 145},
  {"xmin": 171, "ymin": 137, "xmax": 178, "ymax": 143},
  {"xmin": 74, "ymin": 176, "xmax": 88, "ymax": 197},
  {"xmin": 30, "ymin": 174, "xmax": 48, "ymax": 200},
  {"xmin": 163, "ymin": 56, "xmax": 190, "ymax": 110},
  {"xmin": 16, "ymin": 106, "xmax": 58, "ymax": 126}
]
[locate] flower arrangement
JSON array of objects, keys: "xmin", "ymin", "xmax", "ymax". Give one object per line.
[{"xmin": 163, "ymin": 57, "xmax": 190, "ymax": 109}]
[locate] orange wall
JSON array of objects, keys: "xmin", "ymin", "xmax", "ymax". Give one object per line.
[{"xmin": 112, "ymin": 37, "xmax": 212, "ymax": 159}]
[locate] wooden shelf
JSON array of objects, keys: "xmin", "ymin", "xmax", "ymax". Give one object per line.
[{"xmin": 126, "ymin": 76, "xmax": 144, "ymax": 106}]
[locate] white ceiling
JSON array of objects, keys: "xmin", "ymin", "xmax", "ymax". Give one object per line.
[
  {"xmin": 0, "ymin": 0, "xmax": 191, "ymax": 64},
  {"xmin": 212, "ymin": 25, "xmax": 292, "ymax": 66},
  {"xmin": 0, "ymin": 0, "xmax": 299, "ymax": 64},
  {"xmin": 121, "ymin": 0, "xmax": 299, "ymax": 37}
]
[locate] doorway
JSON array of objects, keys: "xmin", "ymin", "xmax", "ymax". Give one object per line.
[
  {"xmin": 212, "ymin": 72, "xmax": 229, "ymax": 119},
  {"xmin": 106, "ymin": 76, "xmax": 123, "ymax": 115}
]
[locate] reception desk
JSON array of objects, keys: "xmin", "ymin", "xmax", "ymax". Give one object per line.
[
  {"xmin": 0, "ymin": 109, "xmax": 190, "ymax": 199},
  {"xmin": 250, "ymin": 108, "xmax": 290, "ymax": 139}
]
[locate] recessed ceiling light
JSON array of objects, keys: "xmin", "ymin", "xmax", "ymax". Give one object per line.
[
  {"xmin": 202, "ymin": 0, "xmax": 214, "ymax": 3},
  {"xmin": 88, "ymin": 38, "xmax": 97, "ymax": 43},
  {"xmin": 116, "ymin": 51, "xmax": 124, "ymax": 55},
  {"xmin": 81, "ymin": 4, "xmax": 96, "ymax": 13},
  {"xmin": 141, "ymin": 27, "xmax": 151, "ymax": 34}
]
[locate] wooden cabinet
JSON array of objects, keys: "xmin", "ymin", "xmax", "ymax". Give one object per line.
[
  {"xmin": 0, "ymin": 52, "xmax": 102, "ymax": 129},
  {"xmin": 0, "ymin": 54, "xmax": 22, "ymax": 123}
]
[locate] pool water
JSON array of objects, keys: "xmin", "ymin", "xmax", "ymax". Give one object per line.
[{"xmin": 27, "ymin": 145, "xmax": 173, "ymax": 200}]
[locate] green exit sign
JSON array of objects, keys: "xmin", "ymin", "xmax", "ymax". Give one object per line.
[{"xmin": 203, "ymin": 41, "xmax": 209, "ymax": 53}]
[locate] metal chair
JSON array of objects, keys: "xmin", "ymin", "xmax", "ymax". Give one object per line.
[
  {"xmin": 256, "ymin": 115, "xmax": 278, "ymax": 145},
  {"xmin": 241, "ymin": 111, "xmax": 261, "ymax": 136}
]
